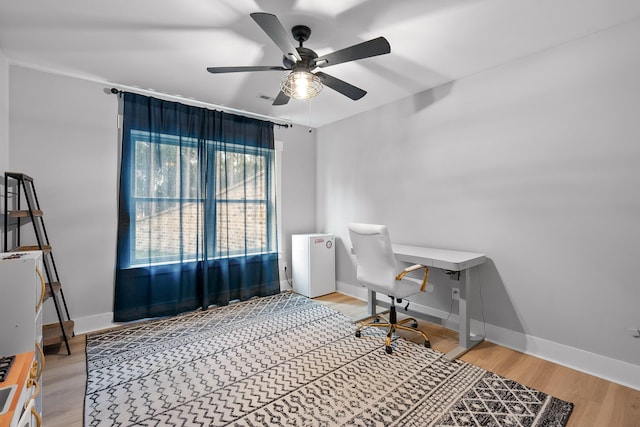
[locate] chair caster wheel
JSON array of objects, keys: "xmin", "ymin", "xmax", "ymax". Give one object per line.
[
  {"xmin": 355, "ymin": 331, "xmax": 361, "ymax": 338},
  {"xmin": 385, "ymin": 346, "xmax": 393, "ymax": 354},
  {"xmin": 424, "ymin": 340, "xmax": 431, "ymax": 349}
]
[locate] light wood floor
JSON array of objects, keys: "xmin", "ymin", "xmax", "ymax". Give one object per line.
[{"xmin": 43, "ymin": 292, "xmax": 640, "ymax": 426}]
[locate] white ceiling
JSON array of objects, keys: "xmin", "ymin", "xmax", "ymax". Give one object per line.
[{"xmin": 1, "ymin": 0, "xmax": 639, "ymax": 128}]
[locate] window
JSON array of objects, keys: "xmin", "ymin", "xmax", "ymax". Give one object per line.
[
  {"xmin": 130, "ymin": 130, "xmax": 274, "ymax": 266},
  {"xmin": 115, "ymin": 92, "xmax": 280, "ymax": 321}
]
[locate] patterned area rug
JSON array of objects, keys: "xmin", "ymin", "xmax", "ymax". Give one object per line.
[{"xmin": 85, "ymin": 292, "xmax": 573, "ymax": 426}]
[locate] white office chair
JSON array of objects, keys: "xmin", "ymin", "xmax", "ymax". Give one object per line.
[{"xmin": 348, "ymin": 223, "xmax": 431, "ymax": 354}]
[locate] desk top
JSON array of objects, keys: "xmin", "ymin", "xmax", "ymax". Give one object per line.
[{"xmin": 392, "ymin": 244, "xmax": 486, "ymax": 271}]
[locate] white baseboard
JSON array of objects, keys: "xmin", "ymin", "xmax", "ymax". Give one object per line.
[
  {"xmin": 336, "ymin": 280, "xmax": 368, "ymax": 301},
  {"xmin": 335, "ymin": 281, "xmax": 640, "ymax": 391},
  {"xmin": 73, "ymin": 312, "xmax": 115, "ymax": 335},
  {"xmin": 483, "ymin": 322, "xmax": 640, "ymax": 391},
  {"xmin": 77, "ymin": 282, "xmax": 293, "ymax": 335}
]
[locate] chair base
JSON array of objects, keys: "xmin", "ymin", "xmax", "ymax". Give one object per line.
[{"xmin": 355, "ymin": 303, "xmax": 430, "ymax": 354}]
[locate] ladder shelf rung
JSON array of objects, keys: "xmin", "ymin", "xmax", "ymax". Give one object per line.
[
  {"xmin": 44, "ymin": 282, "xmax": 63, "ymax": 301},
  {"xmin": 5, "ymin": 172, "xmax": 34, "ymax": 182},
  {"xmin": 8, "ymin": 210, "xmax": 43, "ymax": 218},
  {"xmin": 11, "ymin": 245, "xmax": 51, "ymax": 253},
  {"xmin": 43, "ymin": 320, "xmax": 75, "ymax": 347}
]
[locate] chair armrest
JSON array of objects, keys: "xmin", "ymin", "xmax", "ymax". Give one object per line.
[{"xmin": 396, "ymin": 264, "xmax": 430, "ymax": 292}]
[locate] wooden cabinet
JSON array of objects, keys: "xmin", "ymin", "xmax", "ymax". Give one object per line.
[{"xmin": 0, "ymin": 251, "xmax": 44, "ymax": 427}]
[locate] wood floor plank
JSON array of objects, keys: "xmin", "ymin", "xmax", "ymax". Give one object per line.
[
  {"xmin": 42, "ymin": 335, "xmax": 86, "ymax": 427},
  {"xmin": 42, "ymin": 292, "xmax": 640, "ymax": 426}
]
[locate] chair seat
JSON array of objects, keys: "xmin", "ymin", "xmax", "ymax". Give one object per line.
[{"xmin": 360, "ymin": 276, "xmax": 423, "ymax": 299}]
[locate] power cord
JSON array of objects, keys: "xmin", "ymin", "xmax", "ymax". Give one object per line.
[
  {"xmin": 446, "ymin": 292, "xmax": 455, "ymax": 323},
  {"xmin": 283, "ymin": 265, "xmax": 293, "ymax": 290}
]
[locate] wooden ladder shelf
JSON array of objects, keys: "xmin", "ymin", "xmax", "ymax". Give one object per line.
[{"xmin": 3, "ymin": 172, "xmax": 74, "ymax": 355}]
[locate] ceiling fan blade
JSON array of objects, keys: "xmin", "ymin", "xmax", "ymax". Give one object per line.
[
  {"xmin": 315, "ymin": 37, "xmax": 390, "ymax": 68},
  {"xmin": 250, "ymin": 12, "xmax": 302, "ymax": 62},
  {"xmin": 315, "ymin": 72, "xmax": 367, "ymax": 100},
  {"xmin": 272, "ymin": 91, "xmax": 290, "ymax": 106},
  {"xmin": 207, "ymin": 65, "xmax": 288, "ymax": 74}
]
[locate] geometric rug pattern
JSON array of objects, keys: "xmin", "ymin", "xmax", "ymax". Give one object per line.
[{"xmin": 85, "ymin": 292, "xmax": 573, "ymax": 426}]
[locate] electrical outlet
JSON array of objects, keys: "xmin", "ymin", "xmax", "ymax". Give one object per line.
[
  {"xmin": 282, "ymin": 261, "xmax": 288, "ymax": 270},
  {"xmin": 452, "ymin": 288, "xmax": 460, "ymax": 300}
]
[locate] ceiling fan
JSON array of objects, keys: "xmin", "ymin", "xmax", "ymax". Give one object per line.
[{"xmin": 206, "ymin": 12, "xmax": 391, "ymax": 105}]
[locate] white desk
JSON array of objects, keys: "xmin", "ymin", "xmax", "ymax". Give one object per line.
[{"xmin": 366, "ymin": 244, "xmax": 486, "ymax": 361}]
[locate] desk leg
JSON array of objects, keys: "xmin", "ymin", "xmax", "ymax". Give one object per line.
[
  {"xmin": 368, "ymin": 290, "xmax": 377, "ymax": 316},
  {"xmin": 459, "ymin": 269, "xmax": 471, "ymax": 348},
  {"xmin": 444, "ymin": 268, "xmax": 483, "ymax": 361},
  {"xmin": 352, "ymin": 290, "xmax": 386, "ymax": 324}
]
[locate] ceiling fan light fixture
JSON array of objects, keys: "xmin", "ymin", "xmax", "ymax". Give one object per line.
[{"xmin": 281, "ymin": 71, "xmax": 323, "ymax": 100}]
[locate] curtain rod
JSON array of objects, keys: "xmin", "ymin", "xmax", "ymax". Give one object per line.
[{"xmin": 109, "ymin": 87, "xmax": 291, "ymax": 128}]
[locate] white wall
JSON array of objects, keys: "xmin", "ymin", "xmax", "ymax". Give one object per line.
[
  {"xmin": 9, "ymin": 66, "xmax": 119, "ymax": 331},
  {"xmin": 0, "ymin": 51, "xmax": 7, "ymax": 174},
  {"xmin": 316, "ymin": 18, "xmax": 640, "ymax": 388},
  {"xmin": 0, "ymin": 50, "xmax": 9, "ymax": 247},
  {"xmin": 275, "ymin": 125, "xmax": 317, "ymax": 283},
  {"xmin": 7, "ymin": 66, "xmax": 317, "ymax": 332}
]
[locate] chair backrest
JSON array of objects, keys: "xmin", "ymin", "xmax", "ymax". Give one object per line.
[{"xmin": 348, "ymin": 223, "xmax": 399, "ymax": 293}]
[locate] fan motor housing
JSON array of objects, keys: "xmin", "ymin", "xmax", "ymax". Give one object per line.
[{"xmin": 282, "ymin": 46, "xmax": 317, "ymax": 70}]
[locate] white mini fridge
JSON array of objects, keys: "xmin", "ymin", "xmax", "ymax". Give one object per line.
[{"xmin": 292, "ymin": 234, "xmax": 335, "ymax": 298}]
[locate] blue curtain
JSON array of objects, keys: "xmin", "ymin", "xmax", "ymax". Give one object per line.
[{"xmin": 114, "ymin": 92, "xmax": 280, "ymax": 322}]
